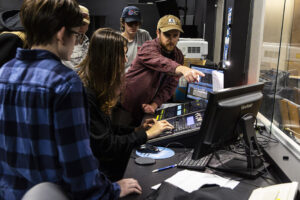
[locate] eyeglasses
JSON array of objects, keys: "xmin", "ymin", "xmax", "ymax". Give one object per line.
[{"xmin": 68, "ymin": 29, "xmax": 83, "ymax": 44}]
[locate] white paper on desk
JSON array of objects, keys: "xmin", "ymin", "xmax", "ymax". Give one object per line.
[
  {"xmin": 151, "ymin": 180, "xmax": 238, "ymax": 191},
  {"xmin": 224, "ymin": 179, "xmax": 240, "ymax": 189},
  {"xmin": 157, "ymin": 170, "xmax": 239, "ymax": 193},
  {"xmin": 151, "ymin": 183, "xmax": 161, "ymax": 190}
]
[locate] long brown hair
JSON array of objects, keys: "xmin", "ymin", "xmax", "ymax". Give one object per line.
[{"xmin": 78, "ymin": 28, "xmax": 127, "ymax": 114}]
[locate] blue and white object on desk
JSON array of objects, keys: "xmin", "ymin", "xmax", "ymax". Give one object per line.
[{"xmin": 136, "ymin": 147, "xmax": 175, "ymax": 159}]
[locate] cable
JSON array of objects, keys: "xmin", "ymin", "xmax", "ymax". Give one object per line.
[
  {"xmin": 224, "ymin": 137, "xmax": 270, "ymax": 177},
  {"xmin": 210, "ymin": 150, "xmax": 256, "ymax": 172},
  {"xmin": 257, "ymin": 129, "xmax": 279, "ymax": 143},
  {"xmin": 260, "ymin": 174, "xmax": 277, "ymax": 184},
  {"xmin": 237, "ymin": 180, "xmax": 261, "ymax": 188},
  {"xmin": 165, "ymin": 142, "xmax": 189, "ymax": 160},
  {"xmin": 242, "ymin": 139, "xmax": 272, "ymax": 180},
  {"xmin": 165, "ymin": 142, "xmax": 186, "ymax": 149},
  {"xmin": 212, "ymin": 151, "xmax": 233, "ymax": 169}
]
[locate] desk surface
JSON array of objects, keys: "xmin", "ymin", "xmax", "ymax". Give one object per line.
[{"xmin": 121, "ymin": 148, "xmax": 280, "ymax": 200}]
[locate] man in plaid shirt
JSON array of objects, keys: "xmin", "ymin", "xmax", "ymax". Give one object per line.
[{"xmin": 0, "ymin": 0, "xmax": 141, "ymax": 199}]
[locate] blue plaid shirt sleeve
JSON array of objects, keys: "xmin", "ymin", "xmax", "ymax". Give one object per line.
[
  {"xmin": 0, "ymin": 49, "xmax": 121, "ymax": 199},
  {"xmin": 52, "ymin": 79, "xmax": 121, "ymax": 199}
]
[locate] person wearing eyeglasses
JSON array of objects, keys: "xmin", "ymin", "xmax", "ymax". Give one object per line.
[
  {"xmin": 63, "ymin": 5, "xmax": 90, "ymax": 70},
  {"xmin": 120, "ymin": 6, "xmax": 152, "ymax": 72},
  {"xmin": 0, "ymin": 0, "xmax": 141, "ymax": 199}
]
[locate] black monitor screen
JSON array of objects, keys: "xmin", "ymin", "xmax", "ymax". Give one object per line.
[
  {"xmin": 186, "ymin": 65, "xmax": 224, "ymax": 101},
  {"xmin": 192, "ymin": 83, "xmax": 264, "ymax": 160}
]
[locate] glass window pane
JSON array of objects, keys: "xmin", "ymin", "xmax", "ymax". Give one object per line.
[
  {"xmin": 259, "ymin": 0, "xmax": 284, "ymax": 126},
  {"xmin": 259, "ymin": 0, "xmax": 300, "ymax": 146}
]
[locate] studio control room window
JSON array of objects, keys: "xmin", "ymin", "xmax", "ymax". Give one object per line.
[{"xmin": 259, "ymin": 0, "xmax": 300, "ymax": 155}]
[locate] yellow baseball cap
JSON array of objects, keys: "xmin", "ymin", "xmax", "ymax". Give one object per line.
[
  {"xmin": 157, "ymin": 15, "xmax": 183, "ymax": 33},
  {"xmin": 79, "ymin": 5, "xmax": 90, "ymax": 25}
]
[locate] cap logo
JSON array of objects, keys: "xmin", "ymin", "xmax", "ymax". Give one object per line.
[
  {"xmin": 128, "ymin": 9, "xmax": 138, "ymax": 16},
  {"xmin": 168, "ymin": 18, "xmax": 176, "ymax": 24}
]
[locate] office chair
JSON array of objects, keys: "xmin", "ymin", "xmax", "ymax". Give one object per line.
[
  {"xmin": 279, "ymin": 98, "xmax": 300, "ymax": 139},
  {"xmin": 293, "ymin": 87, "xmax": 300, "ymax": 105},
  {"xmin": 22, "ymin": 182, "xmax": 69, "ymax": 200}
]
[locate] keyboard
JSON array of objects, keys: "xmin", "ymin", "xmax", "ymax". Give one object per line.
[
  {"xmin": 148, "ymin": 112, "xmax": 203, "ymax": 143},
  {"xmin": 155, "ymin": 100, "xmax": 207, "ymax": 120},
  {"xmin": 177, "ymin": 151, "xmax": 212, "ymax": 171}
]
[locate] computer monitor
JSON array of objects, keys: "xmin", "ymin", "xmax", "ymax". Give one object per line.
[
  {"xmin": 192, "ymin": 82, "xmax": 265, "ymax": 178},
  {"xmin": 186, "ymin": 64, "xmax": 224, "ymax": 101}
]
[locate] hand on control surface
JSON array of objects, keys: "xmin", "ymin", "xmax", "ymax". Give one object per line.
[
  {"xmin": 135, "ymin": 118, "xmax": 155, "ymax": 132},
  {"xmin": 146, "ymin": 119, "xmax": 174, "ymax": 139}
]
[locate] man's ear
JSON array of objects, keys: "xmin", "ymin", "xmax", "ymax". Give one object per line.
[
  {"xmin": 156, "ymin": 29, "xmax": 160, "ymax": 39},
  {"xmin": 56, "ymin": 26, "xmax": 66, "ymax": 45}
]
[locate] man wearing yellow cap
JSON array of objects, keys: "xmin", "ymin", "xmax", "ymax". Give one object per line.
[{"xmin": 121, "ymin": 15, "xmax": 205, "ymax": 125}]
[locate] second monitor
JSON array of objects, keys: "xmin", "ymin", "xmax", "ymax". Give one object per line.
[
  {"xmin": 186, "ymin": 64, "xmax": 224, "ymax": 101},
  {"xmin": 150, "ymin": 65, "xmax": 225, "ymax": 145},
  {"xmin": 155, "ymin": 64, "xmax": 224, "ymax": 121}
]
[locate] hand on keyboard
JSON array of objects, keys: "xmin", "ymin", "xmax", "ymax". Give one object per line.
[{"xmin": 145, "ymin": 120, "xmax": 174, "ymax": 139}]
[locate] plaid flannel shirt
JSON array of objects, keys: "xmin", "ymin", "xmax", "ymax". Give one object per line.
[{"xmin": 0, "ymin": 48, "xmax": 120, "ymax": 199}]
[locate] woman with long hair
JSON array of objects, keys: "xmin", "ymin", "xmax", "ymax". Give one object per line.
[{"xmin": 78, "ymin": 28, "xmax": 173, "ymax": 181}]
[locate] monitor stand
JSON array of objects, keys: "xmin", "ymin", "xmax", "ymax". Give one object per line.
[
  {"xmin": 212, "ymin": 115, "xmax": 269, "ymax": 179},
  {"xmin": 213, "ymin": 156, "xmax": 266, "ymax": 179}
]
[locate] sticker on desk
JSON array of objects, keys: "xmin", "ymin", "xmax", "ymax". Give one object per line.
[{"xmin": 136, "ymin": 147, "xmax": 175, "ymax": 159}]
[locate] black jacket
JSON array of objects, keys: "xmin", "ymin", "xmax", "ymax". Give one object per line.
[
  {"xmin": 0, "ymin": 33, "xmax": 24, "ymax": 67},
  {"xmin": 0, "ymin": 10, "xmax": 23, "ymax": 31},
  {"xmin": 85, "ymin": 87, "xmax": 147, "ymax": 181},
  {"xmin": 0, "ymin": 10, "xmax": 25, "ymax": 67}
]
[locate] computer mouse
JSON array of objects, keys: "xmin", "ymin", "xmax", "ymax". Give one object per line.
[
  {"xmin": 135, "ymin": 157, "xmax": 156, "ymax": 165},
  {"xmin": 137, "ymin": 144, "xmax": 160, "ymax": 154}
]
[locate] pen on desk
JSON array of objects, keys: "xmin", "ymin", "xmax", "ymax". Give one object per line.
[{"xmin": 152, "ymin": 164, "xmax": 177, "ymax": 173}]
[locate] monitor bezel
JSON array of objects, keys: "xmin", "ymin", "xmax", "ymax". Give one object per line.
[{"xmin": 191, "ymin": 82, "xmax": 264, "ymax": 160}]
